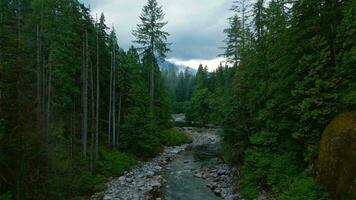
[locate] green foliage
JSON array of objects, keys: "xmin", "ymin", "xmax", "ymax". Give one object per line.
[
  {"xmin": 0, "ymin": 0, "xmax": 172, "ymax": 198},
  {"xmin": 222, "ymin": 14, "xmax": 243, "ymax": 65},
  {"xmin": 221, "ymin": 137, "xmax": 243, "ymax": 165},
  {"xmin": 159, "ymin": 129, "xmax": 188, "ymax": 146},
  {"xmin": 208, "ymin": 0, "xmax": 355, "ymax": 199},
  {"xmin": 133, "ymin": 0, "xmax": 170, "ymax": 58},
  {"xmin": 75, "ymin": 171, "xmax": 106, "ymax": 195},
  {"xmin": 279, "ymin": 175, "xmax": 328, "ymax": 200},
  {"xmin": 0, "ymin": 193, "xmax": 12, "ymax": 200},
  {"xmin": 239, "ymin": 149, "xmax": 298, "ymax": 199},
  {"xmin": 120, "ymin": 102, "xmax": 164, "ymax": 158},
  {"xmin": 98, "ymin": 148, "xmax": 138, "ymax": 177},
  {"xmin": 172, "ymin": 101, "xmax": 189, "ymax": 114},
  {"xmin": 342, "ymin": 91, "xmax": 356, "ymax": 109},
  {"xmin": 185, "ymin": 64, "xmax": 235, "ymax": 125},
  {"xmin": 186, "ymin": 89, "xmax": 214, "ymax": 123}
]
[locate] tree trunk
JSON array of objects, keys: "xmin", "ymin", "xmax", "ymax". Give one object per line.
[
  {"xmin": 112, "ymin": 39, "xmax": 116, "ymax": 148},
  {"xmin": 36, "ymin": 24, "xmax": 42, "ymax": 135},
  {"xmin": 108, "ymin": 46, "xmax": 113, "ymax": 145},
  {"xmin": 82, "ymin": 32, "xmax": 88, "ymax": 159},
  {"xmin": 242, "ymin": 0, "xmax": 245, "ymax": 49},
  {"xmin": 90, "ymin": 60, "xmax": 95, "ymax": 172},
  {"xmin": 150, "ymin": 59, "xmax": 154, "ymax": 109},
  {"xmin": 95, "ymin": 16, "xmax": 100, "ymax": 160},
  {"xmin": 117, "ymin": 93, "xmax": 122, "ymax": 149},
  {"xmin": 46, "ymin": 54, "xmax": 52, "ymax": 145}
]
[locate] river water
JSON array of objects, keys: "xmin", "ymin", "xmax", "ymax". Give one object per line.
[{"xmin": 162, "ymin": 136, "xmax": 223, "ymax": 200}]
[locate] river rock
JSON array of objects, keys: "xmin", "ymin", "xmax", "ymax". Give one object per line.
[
  {"xmin": 196, "ymin": 163, "xmax": 239, "ymax": 200},
  {"xmin": 90, "ymin": 144, "xmax": 188, "ymax": 200}
]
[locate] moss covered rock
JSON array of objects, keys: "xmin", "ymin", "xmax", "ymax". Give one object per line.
[{"xmin": 315, "ymin": 112, "xmax": 356, "ymax": 200}]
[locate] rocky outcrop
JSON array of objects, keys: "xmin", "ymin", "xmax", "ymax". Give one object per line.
[{"xmin": 315, "ymin": 112, "xmax": 356, "ymax": 200}]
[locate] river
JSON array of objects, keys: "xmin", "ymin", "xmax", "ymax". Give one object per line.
[
  {"xmin": 92, "ymin": 124, "xmax": 238, "ymax": 200},
  {"xmin": 162, "ymin": 127, "xmax": 237, "ymax": 200},
  {"xmin": 162, "ymin": 145, "xmax": 222, "ymax": 200}
]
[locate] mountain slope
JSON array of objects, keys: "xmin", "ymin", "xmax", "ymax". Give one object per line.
[{"xmin": 158, "ymin": 59, "xmax": 197, "ymax": 75}]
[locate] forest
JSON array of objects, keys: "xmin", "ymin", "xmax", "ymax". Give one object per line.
[{"xmin": 1, "ymin": 0, "xmax": 355, "ymax": 200}]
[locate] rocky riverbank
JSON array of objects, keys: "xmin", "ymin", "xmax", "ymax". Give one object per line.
[
  {"xmin": 91, "ymin": 127, "xmax": 239, "ymax": 200},
  {"xmin": 91, "ymin": 145, "xmax": 188, "ymax": 200},
  {"xmin": 194, "ymin": 164, "xmax": 239, "ymax": 200}
]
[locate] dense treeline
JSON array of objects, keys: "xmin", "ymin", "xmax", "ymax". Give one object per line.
[
  {"xmin": 161, "ymin": 67, "xmax": 194, "ymax": 113},
  {"xmin": 0, "ymin": 0, "xmax": 185, "ymax": 199},
  {"xmin": 185, "ymin": 0, "xmax": 355, "ymax": 199},
  {"xmin": 163, "ymin": 63, "xmax": 235, "ymax": 121},
  {"xmin": 184, "ymin": 64, "xmax": 235, "ymax": 125}
]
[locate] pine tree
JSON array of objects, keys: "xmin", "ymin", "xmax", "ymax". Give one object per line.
[
  {"xmin": 222, "ymin": 14, "xmax": 243, "ymax": 66},
  {"xmin": 231, "ymin": 0, "xmax": 253, "ymax": 49},
  {"xmin": 133, "ymin": 0, "xmax": 170, "ymax": 109},
  {"xmin": 336, "ymin": 0, "xmax": 356, "ymax": 109}
]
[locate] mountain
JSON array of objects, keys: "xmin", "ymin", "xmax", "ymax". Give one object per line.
[{"xmin": 158, "ymin": 59, "xmax": 197, "ymax": 75}]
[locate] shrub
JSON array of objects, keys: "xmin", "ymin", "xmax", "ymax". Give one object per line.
[
  {"xmin": 160, "ymin": 129, "xmax": 188, "ymax": 146},
  {"xmin": 239, "ymin": 149, "xmax": 298, "ymax": 199},
  {"xmin": 279, "ymin": 175, "xmax": 329, "ymax": 200},
  {"xmin": 173, "ymin": 101, "xmax": 189, "ymax": 113},
  {"xmin": 98, "ymin": 148, "xmax": 138, "ymax": 176},
  {"xmin": 0, "ymin": 193, "xmax": 12, "ymax": 200},
  {"xmin": 75, "ymin": 170, "xmax": 106, "ymax": 194}
]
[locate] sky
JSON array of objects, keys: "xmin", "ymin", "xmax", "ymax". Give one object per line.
[{"xmin": 80, "ymin": 0, "xmax": 233, "ymax": 70}]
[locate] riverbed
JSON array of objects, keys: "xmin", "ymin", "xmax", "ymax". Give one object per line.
[
  {"xmin": 162, "ymin": 147, "xmax": 223, "ymax": 200},
  {"xmin": 92, "ymin": 127, "xmax": 238, "ymax": 200}
]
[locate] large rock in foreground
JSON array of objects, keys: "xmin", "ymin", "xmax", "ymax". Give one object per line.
[{"xmin": 315, "ymin": 112, "xmax": 356, "ymax": 200}]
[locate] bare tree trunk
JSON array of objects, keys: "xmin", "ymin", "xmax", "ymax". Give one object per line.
[
  {"xmin": 36, "ymin": 24, "xmax": 42, "ymax": 134},
  {"xmin": 150, "ymin": 53, "xmax": 154, "ymax": 110},
  {"xmin": 242, "ymin": 0, "xmax": 245, "ymax": 49},
  {"xmin": 112, "ymin": 40, "xmax": 116, "ymax": 148},
  {"xmin": 95, "ymin": 15, "xmax": 100, "ymax": 160},
  {"xmin": 16, "ymin": 1, "xmax": 24, "ymax": 198},
  {"xmin": 117, "ymin": 93, "xmax": 122, "ymax": 149},
  {"xmin": 46, "ymin": 55, "xmax": 52, "ymax": 145},
  {"xmin": 82, "ymin": 32, "xmax": 88, "ymax": 159},
  {"xmin": 90, "ymin": 61, "xmax": 95, "ymax": 172},
  {"xmin": 108, "ymin": 48, "xmax": 113, "ymax": 145},
  {"xmin": 70, "ymin": 106, "xmax": 74, "ymax": 162}
]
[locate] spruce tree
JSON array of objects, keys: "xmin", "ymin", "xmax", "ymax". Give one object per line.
[
  {"xmin": 133, "ymin": 0, "xmax": 170, "ymax": 109},
  {"xmin": 222, "ymin": 14, "xmax": 243, "ymax": 66}
]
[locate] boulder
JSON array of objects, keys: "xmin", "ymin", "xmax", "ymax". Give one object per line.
[{"xmin": 315, "ymin": 112, "xmax": 356, "ymax": 200}]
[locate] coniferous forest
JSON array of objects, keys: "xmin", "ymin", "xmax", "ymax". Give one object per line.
[{"xmin": 0, "ymin": 0, "xmax": 355, "ymax": 200}]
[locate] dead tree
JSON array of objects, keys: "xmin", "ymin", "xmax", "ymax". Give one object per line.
[
  {"xmin": 95, "ymin": 14, "xmax": 100, "ymax": 160},
  {"xmin": 82, "ymin": 32, "xmax": 88, "ymax": 159}
]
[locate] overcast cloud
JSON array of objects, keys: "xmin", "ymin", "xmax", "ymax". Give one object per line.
[{"xmin": 80, "ymin": 0, "xmax": 232, "ymax": 70}]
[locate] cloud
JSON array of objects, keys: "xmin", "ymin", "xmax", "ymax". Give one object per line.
[
  {"xmin": 168, "ymin": 57, "xmax": 226, "ymax": 71},
  {"xmin": 80, "ymin": 0, "xmax": 232, "ymax": 65}
]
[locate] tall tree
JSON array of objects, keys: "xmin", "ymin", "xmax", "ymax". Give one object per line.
[
  {"xmin": 133, "ymin": 0, "xmax": 170, "ymax": 109},
  {"xmin": 231, "ymin": 0, "xmax": 253, "ymax": 49},
  {"xmin": 95, "ymin": 14, "xmax": 100, "ymax": 160},
  {"xmin": 221, "ymin": 14, "xmax": 243, "ymax": 66},
  {"xmin": 82, "ymin": 32, "xmax": 88, "ymax": 159}
]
